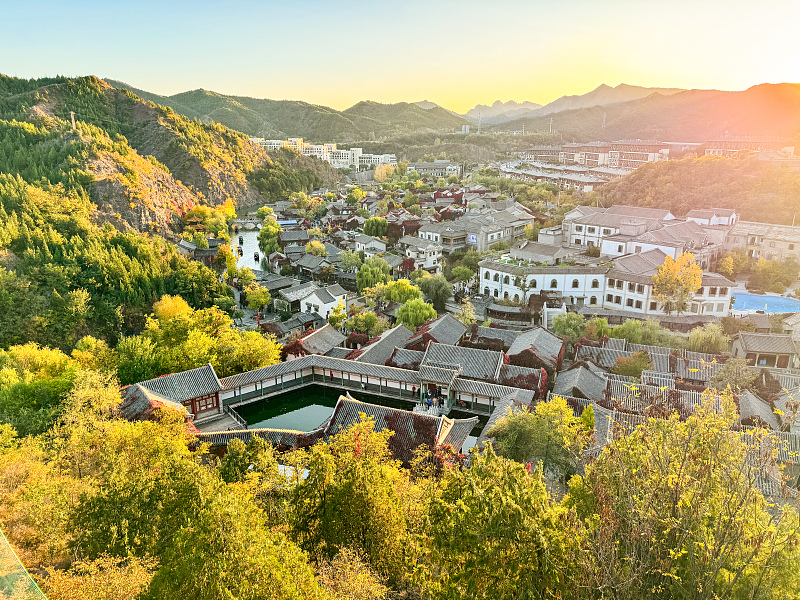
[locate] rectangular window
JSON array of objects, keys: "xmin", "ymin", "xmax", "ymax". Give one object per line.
[
  {"xmin": 719, "ymin": 287, "xmax": 728, "ymax": 295},
  {"xmin": 606, "ymin": 294, "xmax": 613, "ymax": 302},
  {"xmin": 616, "ymin": 280, "xmax": 623, "ymax": 289},
  {"xmin": 575, "ymin": 225, "xmax": 583, "ymax": 232},
  {"xmin": 790, "ymin": 244, "xmax": 795, "ymax": 250},
  {"xmin": 635, "ymin": 300, "xmax": 643, "ymax": 309},
  {"xmin": 709, "ymin": 287, "xmax": 717, "ymax": 296},
  {"xmin": 649, "ymin": 301, "xmax": 657, "ymax": 311},
  {"xmin": 636, "ymin": 284, "xmax": 644, "ymax": 294},
  {"xmin": 617, "ymin": 245, "xmax": 623, "ymax": 252},
  {"xmin": 588, "ymin": 227, "xmax": 596, "ymax": 233},
  {"xmin": 626, "ymin": 299, "xmax": 634, "ymax": 307},
  {"xmin": 608, "ymin": 278, "xmax": 615, "ymax": 286},
  {"xmin": 615, "ymin": 295, "xmax": 621, "ymax": 304},
  {"xmin": 574, "ymin": 239, "xmax": 582, "ymax": 245},
  {"xmin": 603, "ymin": 229, "xmax": 611, "ymax": 235},
  {"xmin": 634, "ymin": 246, "xmax": 642, "ymax": 253},
  {"xmin": 697, "ymin": 287, "xmax": 704, "ymax": 296},
  {"xmin": 628, "ymin": 283, "xmax": 635, "ymax": 292}
]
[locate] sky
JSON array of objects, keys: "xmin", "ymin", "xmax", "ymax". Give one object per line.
[{"xmin": 2, "ymin": 0, "xmax": 800, "ymax": 113}]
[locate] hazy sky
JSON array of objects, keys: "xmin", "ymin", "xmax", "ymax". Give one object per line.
[{"xmin": 2, "ymin": 0, "xmax": 799, "ymax": 113}]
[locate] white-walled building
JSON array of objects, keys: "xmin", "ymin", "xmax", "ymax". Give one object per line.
[
  {"xmin": 249, "ymin": 137, "xmax": 396, "ymax": 169},
  {"xmin": 398, "ymin": 236, "xmax": 443, "ymax": 273},
  {"xmin": 478, "ymin": 248, "xmax": 732, "ymax": 317}
]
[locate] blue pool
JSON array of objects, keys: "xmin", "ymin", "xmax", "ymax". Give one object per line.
[{"xmin": 732, "ymin": 292, "xmax": 800, "ymax": 313}]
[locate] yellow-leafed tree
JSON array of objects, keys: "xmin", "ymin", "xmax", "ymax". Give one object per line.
[{"xmin": 652, "ymin": 252, "xmax": 703, "ymax": 315}]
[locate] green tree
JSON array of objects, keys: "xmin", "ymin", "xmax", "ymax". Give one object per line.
[
  {"xmin": 688, "ymin": 322, "xmax": 729, "ymax": 354},
  {"xmin": 395, "ymin": 298, "xmax": 436, "ymax": 330},
  {"xmin": 652, "ymin": 252, "xmax": 703, "ymax": 315},
  {"xmin": 565, "ymin": 390, "xmax": 800, "ymax": 600},
  {"xmin": 146, "ymin": 486, "xmax": 326, "ymax": 600},
  {"xmin": 346, "ymin": 186, "xmax": 366, "ymax": 206},
  {"xmin": 363, "ymin": 217, "xmax": 388, "ymax": 238},
  {"xmin": 257, "ymin": 216, "xmax": 283, "ymax": 254},
  {"xmin": 256, "ymin": 206, "xmax": 274, "ymax": 220},
  {"xmin": 418, "ymin": 444, "xmax": 574, "ymax": 600},
  {"xmin": 291, "ymin": 417, "xmax": 422, "ymax": 586},
  {"xmin": 417, "ymin": 274, "xmax": 451, "ymax": 312},
  {"xmin": 709, "ymin": 357, "xmax": 757, "ymax": 392},
  {"xmin": 403, "ymin": 193, "xmax": 419, "ymax": 208},
  {"xmin": 488, "ymin": 396, "xmax": 590, "ymax": 479},
  {"xmin": 244, "ymin": 282, "xmax": 271, "ymax": 311},
  {"xmin": 340, "ymin": 250, "xmax": 363, "ymax": 273},
  {"xmin": 610, "ymin": 350, "xmax": 653, "ymax": 378},
  {"xmin": 356, "ymin": 258, "xmax": 391, "ymax": 293},
  {"xmin": 584, "ymin": 317, "xmax": 612, "ymax": 340},
  {"xmin": 551, "ymin": 312, "xmax": 585, "ymax": 341},
  {"xmin": 450, "ymin": 265, "xmax": 474, "ymax": 286}
]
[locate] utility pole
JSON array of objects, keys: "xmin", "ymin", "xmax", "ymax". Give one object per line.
[{"xmin": 70, "ymin": 111, "xmax": 76, "ymax": 130}]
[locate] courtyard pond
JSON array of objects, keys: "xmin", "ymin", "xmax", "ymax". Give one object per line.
[
  {"xmin": 233, "ymin": 385, "xmax": 416, "ymax": 432},
  {"xmin": 232, "ymin": 385, "xmax": 486, "ymax": 454}
]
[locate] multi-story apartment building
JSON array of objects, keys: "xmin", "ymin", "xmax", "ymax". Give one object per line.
[
  {"xmin": 407, "ymin": 161, "xmax": 462, "ymax": 178},
  {"xmin": 249, "ymin": 137, "xmax": 396, "ymax": 169},
  {"xmin": 500, "ymin": 165, "xmax": 607, "ymax": 192},
  {"xmin": 565, "ymin": 205, "xmax": 675, "ymax": 248},
  {"xmin": 608, "ymin": 140, "xmax": 670, "ymax": 169},
  {"xmin": 397, "ymin": 236, "xmax": 443, "ymax": 273},
  {"xmin": 705, "ymin": 137, "xmax": 795, "ymax": 158},
  {"xmin": 725, "ymin": 221, "xmax": 800, "ymax": 260},
  {"xmin": 478, "ymin": 248, "xmax": 732, "ymax": 317}
]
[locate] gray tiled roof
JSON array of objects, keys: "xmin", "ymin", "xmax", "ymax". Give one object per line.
[
  {"xmin": 325, "ymin": 347, "xmax": 351, "ymax": 359},
  {"xmin": 603, "ymin": 337, "xmax": 627, "ymax": 351},
  {"xmin": 451, "ymin": 378, "xmax": 518, "ymax": 399},
  {"xmin": 468, "ymin": 326, "xmax": 520, "ymax": 349},
  {"xmin": 121, "ymin": 384, "xmax": 188, "ymax": 420},
  {"xmin": 421, "ymin": 343, "xmax": 504, "ymax": 381},
  {"xmin": 419, "ymin": 365, "xmax": 460, "ymax": 386},
  {"xmin": 507, "ymin": 327, "xmax": 564, "ymax": 364},
  {"xmin": 499, "ymin": 364, "xmax": 543, "ymax": 387},
  {"xmin": 279, "ymin": 282, "xmax": 319, "ymax": 302},
  {"xmin": 300, "ymin": 324, "xmax": 346, "ymax": 355},
  {"xmin": 407, "ymin": 313, "xmax": 468, "ymax": 348},
  {"xmin": 553, "ymin": 367, "xmax": 607, "ymax": 402},
  {"xmin": 386, "ymin": 348, "xmax": 425, "ymax": 368},
  {"xmin": 138, "ymin": 364, "xmax": 221, "ymax": 404},
  {"xmin": 352, "ymin": 325, "xmax": 414, "ymax": 365},
  {"xmin": 280, "ymin": 230, "xmax": 310, "ymax": 242},
  {"xmin": 737, "ymin": 390, "xmax": 780, "ymax": 430},
  {"xmin": 735, "ymin": 332, "xmax": 797, "ymax": 355}
]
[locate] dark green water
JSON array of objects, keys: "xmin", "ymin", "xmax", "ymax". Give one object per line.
[
  {"xmin": 233, "ymin": 386, "xmax": 488, "ymax": 452},
  {"xmin": 234, "ymin": 385, "xmax": 415, "ymax": 431}
]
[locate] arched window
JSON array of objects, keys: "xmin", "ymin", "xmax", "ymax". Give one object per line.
[
  {"xmin": 531, "ymin": 279, "xmax": 537, "ymax": 289},
  {"xmin": 591, "ymin": 279, "xmax": 599, "ymax": 289},
  {"xmin": 504, "ymin": 291, "xmax": 509, "ymax": 299},
  {"xmin": 493, "ymin": 273, "xmax": 500, "ymax": 282},
  {"xmin": 572, "ymin": 279, "xmax": 579, "ymax": 288},
  {"xmin": 550, "ymin": 279, "xmax": 558, "ymax": 289},
  {"xmin": 484, "ymin": 271, "xmax": 489, "ymax": 280},
  {"xmin": 590, "ymin": 296, "xmax": 597, "ymax": 305},
  {"xmin": 493, "ymin": 289, "xmax": 499, "ymax": 297},
  {"xmin": 513, "ymin": 294, "xmax": 520, "ymax": 303},
  {"xmin": 504, "ymin": 275, "xmax": 510, "ymax": 284},
  {"xmin": 484, "ymin": 287, "xmax": 490, "ymax": 295}
]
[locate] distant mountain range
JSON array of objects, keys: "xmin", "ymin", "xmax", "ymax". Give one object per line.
[
  {"xmin": 490, "ymin": 83, "xmax": 800, "ymax": 142},
  {"xmin": 104, "ymin": 79, "xmax": 800, "ymax": 144}
]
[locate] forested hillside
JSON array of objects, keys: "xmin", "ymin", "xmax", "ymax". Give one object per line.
[
  {"xmin": 494, "ymin": 83, "xmax": 800, "ymax": 142},
  {"xmin": 105, "ymin": 80, "xmax": 470, "ymax": 141},
  {"xmin": 597, "ymin": 154, "xmax": 800, "ymax": 223}
]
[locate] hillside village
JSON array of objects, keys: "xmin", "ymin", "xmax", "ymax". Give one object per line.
[{"xmin": 155, "ymin": 161, "xmax": 800, "ymax": 494}]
